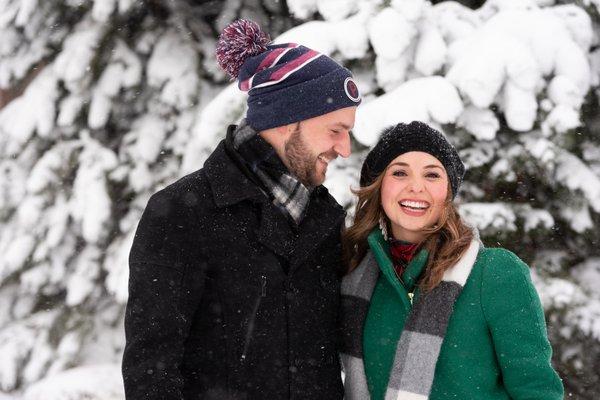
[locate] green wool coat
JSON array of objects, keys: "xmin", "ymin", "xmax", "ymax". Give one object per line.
[{"xmin": 363, "ymin": 229, "xmax": 563, "ymax": 400}]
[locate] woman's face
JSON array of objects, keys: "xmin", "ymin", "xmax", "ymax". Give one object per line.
[{"xmin": 380, "ymin": 151, "xmax": 449, "ymax": 243}]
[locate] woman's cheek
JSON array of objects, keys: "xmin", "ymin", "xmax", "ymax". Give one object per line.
[
  {"xmin": 430, "ymin": 181, "xmax": 449, "ymax": 203},
  {"xmin": 381, "ymin": 179, "xmax": 401, "ymax": 203}
]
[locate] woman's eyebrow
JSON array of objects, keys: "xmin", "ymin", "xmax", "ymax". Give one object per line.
[
  {"xmin": 388, "ymin": 162, "xmax": 443, "ymax": 170},
  {"xmin": 424, "ymin": 165, "xmax": 444, "ymax": 170}
]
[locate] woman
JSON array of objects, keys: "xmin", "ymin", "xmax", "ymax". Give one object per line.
[{"xmin": 340, "ymin": 121, "xmax": 563, "ymax": 400}]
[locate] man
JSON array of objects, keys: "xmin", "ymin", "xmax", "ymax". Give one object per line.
[{"xmin": 122, "ymin": 19, "xmax": 361, "ymax": 399}]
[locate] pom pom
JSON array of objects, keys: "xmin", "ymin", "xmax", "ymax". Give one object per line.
[{"xmin": 216, "ymin": 19, "xmax": 271, "ymax": 79}]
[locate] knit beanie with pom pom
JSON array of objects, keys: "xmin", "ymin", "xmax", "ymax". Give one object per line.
[{"xmin": 216, "ymin": 19, "xmax": 361, "ymax": 131}]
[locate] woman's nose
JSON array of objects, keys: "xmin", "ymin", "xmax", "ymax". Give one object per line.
[{"xmin": 407, "ymin": 177, "xmax": 425, "ymax": 192}]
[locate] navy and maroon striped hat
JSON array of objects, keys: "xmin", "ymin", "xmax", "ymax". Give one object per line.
[{"xmin": 216, "ymin": 20, "xmax": 361, "ymax": 131}]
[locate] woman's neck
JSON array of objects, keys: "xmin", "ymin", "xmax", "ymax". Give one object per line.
[{"xmin": 390, "ymin": 225, "xmax": 426, "ymax": 244}]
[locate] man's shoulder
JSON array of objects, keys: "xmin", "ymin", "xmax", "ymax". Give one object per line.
[
  {"xmin": 152, "ymin": 138, "xmax": 228, "ymax": 198},
  {"xmin": 149, "ymin": 168, "xmax": 214, "ymax": 212},
  {"xmin": 313, "ymin": 185, "xmax": 345, "ymax": 213},
  {"xmin": 131, "ymin": 169, "xmax": 216, "ymax": 265}
]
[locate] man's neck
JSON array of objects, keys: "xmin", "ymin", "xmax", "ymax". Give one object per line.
[{"xmin": 259, "ymin": 128, "xmax": 291, "ymax": 172}]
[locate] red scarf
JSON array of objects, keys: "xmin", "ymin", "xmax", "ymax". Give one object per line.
[{"xmin": 389, "ymin": 240, "xmax": 419, "ymax": 278}]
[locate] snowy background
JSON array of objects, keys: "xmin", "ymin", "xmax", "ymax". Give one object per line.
[{"xmin": 1, "ymin": 0, "xmax": 599, "ymax": 398}]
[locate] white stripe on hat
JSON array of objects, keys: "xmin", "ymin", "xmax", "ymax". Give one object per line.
[
  {"xmin": 269, "ymin": 45, "xmax": 297, "ymax": 69},
  {"xmin": 243, "ymin": 44, "xmax": 299, "ymax": 91},
  {"xmin": 250, "ymin": 53, "xmax": 323, "ymax": 91}
]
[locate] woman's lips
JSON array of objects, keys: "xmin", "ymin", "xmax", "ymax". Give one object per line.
[{"xmin": 399, "ymin": 200, "xmax": 430, "ymax": 217}]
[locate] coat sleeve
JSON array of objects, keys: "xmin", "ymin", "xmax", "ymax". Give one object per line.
[
  {"xmin": 122, "ymin": 190, "xmax": 206, "ymax": 400},
  {"xmin": 481, "ymin": 248, "xmax": 563, "ymax": 400}
]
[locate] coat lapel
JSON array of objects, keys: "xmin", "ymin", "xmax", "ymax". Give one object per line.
[
  {"xmin": 203, "ymin": 140, "xmax": 265, "ymax": 207},
  {"xmin": 288, "ymin": 188, "xmax": 345, "ymax": 274},
  {"xmin": 256, "ymin": 200, "xmax": 297, "ymax": 260},
  {"xmin": 256, "ymin": 189, "xmax": 344, "ymax": 271}
]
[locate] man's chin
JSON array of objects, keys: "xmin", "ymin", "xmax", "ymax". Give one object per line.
[
  {"xmin": 312, "ymin": 160, "xmax": 329, "ymax": 185},
  {"xmin": 309, "ymin": 172, "xmax": 326, "ymax": 187}
]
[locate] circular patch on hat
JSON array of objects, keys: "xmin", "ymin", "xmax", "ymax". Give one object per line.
[{"xmin": 344, "ymin": 77, "xmax": 361, "ymax": 103}]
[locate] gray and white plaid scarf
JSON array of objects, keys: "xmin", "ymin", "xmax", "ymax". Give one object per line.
[
  {"xmin": 231, "ymin": 120, "xmax": 311, "ymax": 225},
  {"xmin": 340, "ymin": 235, "xmax": 481, "ymax": 400}
]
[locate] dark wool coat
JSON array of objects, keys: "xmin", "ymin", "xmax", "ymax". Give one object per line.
[{"xmin": 122, "ymin": 132, "xmax": 346, "ymax": 400}]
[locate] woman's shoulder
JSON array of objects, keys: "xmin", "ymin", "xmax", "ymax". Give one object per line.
[
  {"xmin": 476, "ymin": 246, "xmax": 531, "ymax": 278},
  {"xmin": 477, "ymin": 247, "xmax": 535, "ymax": 304}
]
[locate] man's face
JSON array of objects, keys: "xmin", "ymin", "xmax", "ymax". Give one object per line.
[{"xmin": 283, "ymin": 106, "xmax": 356, "ymax": 187}]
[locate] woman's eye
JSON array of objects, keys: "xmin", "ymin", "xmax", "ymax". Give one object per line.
[
  {"xmin": 392, "ymin": 170, "xmax": 407, "ymax": 177},
  {"xmin": 426, "ymin": 173, "xmax": 440, "ymax": 179}
]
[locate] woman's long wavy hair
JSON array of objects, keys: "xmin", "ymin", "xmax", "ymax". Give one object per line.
[{"xmin": 342, "ymin": 168, "xmax": 474, "ymax": 292}]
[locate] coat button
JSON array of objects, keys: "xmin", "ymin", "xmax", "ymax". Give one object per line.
[{"xmin": 285, "ymin": 282, "xmax": 296, "ymax": 301}]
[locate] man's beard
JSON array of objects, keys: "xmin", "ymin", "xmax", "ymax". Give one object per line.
[{"xmin": 284, "ymin": 123, "xmax": 320, "ymax": 187}]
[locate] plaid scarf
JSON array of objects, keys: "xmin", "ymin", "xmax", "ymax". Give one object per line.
[
  {"xmin": 389, "ymin": 239, "xmax": 420, "ymax": 277},
  {"xmin": 341, "ymin": 233, "xmax": 481, "ymax": 400},
  {"xmin": 230, "ymin": 120, "xmax": 311, "ymax": 225}
]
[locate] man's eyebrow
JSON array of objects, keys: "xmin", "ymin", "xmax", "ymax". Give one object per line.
[{"xmin": 329, "ymin": 122, "xmax": 352, "ymax": 130}]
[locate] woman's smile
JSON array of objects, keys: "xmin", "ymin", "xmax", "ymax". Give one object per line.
[{"xmin": 399, "ymin": 199, "xmax": 431, "ymax": 216}]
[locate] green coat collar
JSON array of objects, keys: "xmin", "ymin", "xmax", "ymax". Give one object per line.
[{"xmin": 367, "ymin": 228, "xmax": 428, "ymax": 305}]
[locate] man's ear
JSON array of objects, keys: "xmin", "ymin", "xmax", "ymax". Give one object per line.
[
  {"xmin": 259, "ymin": 125, "xmax": 287, "ymax": 149},
  {"xmin": 283, "ymin": 121, "xmax": 301, "ymax": 138},
  {"xmin": 268, "ymin": 123, "xmax": 293, "ymax": 142},
  {"xmin": 263, "ymin": 124, "xmax": 288, "ymax": 136}
]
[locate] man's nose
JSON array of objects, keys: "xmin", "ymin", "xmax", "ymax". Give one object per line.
[{"xmin": 334, "ymin": 131, "xmax": 351, "ymax": 158}]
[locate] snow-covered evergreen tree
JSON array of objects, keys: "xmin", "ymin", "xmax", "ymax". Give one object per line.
[{"xmin": 0, "ymin": 0, "xmax": 599, "ymax": 398}]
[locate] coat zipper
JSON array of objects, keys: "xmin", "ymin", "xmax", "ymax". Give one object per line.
[
  {"xmin": 285, "ymin": 278, "xmax": 292, "ymax": 399},
  {"xmin": 261, "ymin": 275, "xmax": 267, "ymax": 297},
  {"xmin": 375, "ymin": 241, "xmax": 413, "ymax": 309},
  {"xmin": 240, "ymin": 275, "xmax": 267, "ymax": 362}
]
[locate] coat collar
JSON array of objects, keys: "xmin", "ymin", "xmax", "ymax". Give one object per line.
[
  {"xmin": 367, "ymin": 228, "xmax": 428, "ymax": 305},
  {"xmin": 203, "ymin": 127, "xmax": 266, "ymax": 208},
  {"xmin": 204, "ymin": 126, "xmax": 346, "ymax": 274},
  {"xmin": 288, "ymin": 189, "xmax": 345, "ymax": 273}
]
